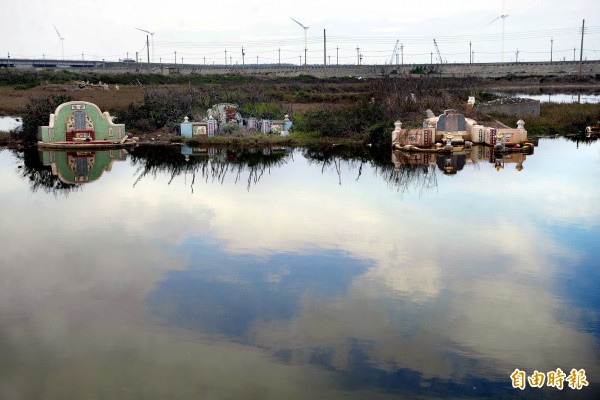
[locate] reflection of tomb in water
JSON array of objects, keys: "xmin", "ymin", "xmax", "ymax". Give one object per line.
[
  {"xmin": 180, "ymin": 145, "xmax": 292, "ymax": 162},
  {"xmin": 125, "ymin": 145, "xmax": 294, "ymax": 191},
  {"xmin": 392, "ymin": 145, "xmax": 532, "ymax": 175},
  {"xmin": 40, "ymin": 149, "xmax": 128, "ymax": 184}
]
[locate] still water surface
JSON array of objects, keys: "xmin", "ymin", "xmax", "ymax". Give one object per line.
[
  {"xmin": 0, "ymin": 138, "xmax": 599, "ymax": 399},
  {"xmin": 494, "ymin": 92, "xmax": 600, "ymax": 104}
]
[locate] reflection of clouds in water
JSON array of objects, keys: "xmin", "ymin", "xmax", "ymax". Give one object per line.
[
  {"xmin": 173, "ymin": 154, "xmax": 597, "ymax": 382},
  {"xmin": 203, "ymin": 188, "xmax": 444, "ymax": 302},
  {"xmin": 447, "ymin": 279, "xmax": 598, "ymax": 375},
  {"xmin": 1, "ymin": 144, "xmax": 599, "ymax": 397},
  {"xmin": 362, "ymin": 261, "xmax": 441, "ymax": 303},
  {"xmin": 0, "ymin": 207, "xmax": 341, "ymax": 399},
  {"xmin": 195, "ymin": 178, "xmax": 599, "ymax": 382},
  {"xmin": 455, "ymin": 176, "xmax": 600, "ymax": 229}
]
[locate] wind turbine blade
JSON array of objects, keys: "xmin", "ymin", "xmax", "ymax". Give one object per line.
[
  {"xmin": 53, "ymin": 24, "xmax": 63, "ymax": 39},
  {"xmin": 290, "ymin": 17, "xmax": 306, "ymax": 28},
  {"xmin": 487, "ymin": 15, "xmax": 502, "ymax": 25}
]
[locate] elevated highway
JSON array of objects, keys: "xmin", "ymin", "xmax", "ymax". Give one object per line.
[{"xmin": 2, "ymin": 58, "xmax": 599, "ymax": 79}]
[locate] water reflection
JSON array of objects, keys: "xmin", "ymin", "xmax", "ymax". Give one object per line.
[
  {"xmin": 12, "ymin": 148, "xmax": 129, "ymax": 195},
  {"xmin": 494, "ymin": 91, "xmax": 600, "ymax": 104},
  {"xmin": 393, "ymin": 145, "xmax": 532, "ymax": 175},
  {"xmin": 130, "ymin": 145, "xmax": 293, "ymax": 191},
  {"xmin": 0, "ymin": 115, "xmax": 22, "ymax": 131},
  {"xmin": 16, "ymin": 144, "xmax": 540, "ymax": 197},
  {"xmin": 1, "ymin": 139, "xmax": 598, "ymax": 398}
]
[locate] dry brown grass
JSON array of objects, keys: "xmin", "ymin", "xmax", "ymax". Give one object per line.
[
  {"xmin": 0, "ymin": 85, "xmax": 143, "ymax": 115},
  {"xmin": 0, "ymin": 83, "xmax": 361, "ymax": 117}
]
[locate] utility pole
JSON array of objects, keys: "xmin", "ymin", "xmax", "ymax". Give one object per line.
[
  {"xmin": 515, "ymin": 49, "xmax": 519, "ymax": 62},
  {"xmin": 573, "ymin": 47, "xmax": 576, "ymax": 61},
  {"xmin": 323, "ymin": 29, "xmax": 326, "ymax": 66},
  {"xmin": 430, "ymin": 52, "xmax": 433, "ymax": 65},
  {"xmin": 329, "ymin": 55, "xmax": 331, "ymax": 65},
  {"xmin": 136, "ymin": 52, "xmax": 138, "ymax": 62},
  {"xmin": 257, "ymin": 55, "xmax": 258, "ymax": 64},
  {"xmin": 146, "ymin": 35, "xmax": 150, "ymax": 64},
  {"xmin": 336, "ymin": 46, "xmax": 339, "ymax": 65},
  {"xmin": 225, "ymin": 49, "xmax": 227, "ymax": 65},
  {"xmin": 278, "ymin": 48, "xmax": 281, "ymax": 65},
  {"xmin": 550, "ymin": 37, "xmax": 553, "ymax": 64},
  {"xmin": 401, "ymin": 43, "xmax": 404, "ymax": 65},
  {"xmin": 469, "ymin": 41, "xmax": 472, "ymax": 63},
  {"xmin": 174, "ymin": 51, "xmax": 177, "ymax": 64},
  {"xmin": 356, "ymin": 47, "xmax": 360, "ymax": 65},
  {"xmin": 82, "ymin": 52, "xmax": 84, "ymax": 61},
  {"xmin": 242, "ymin": 46, "xmax": 245, "ymax": 65},
  {"xmin": 579, "ymin": 19, "xmax": 585, "ymax": 78}
]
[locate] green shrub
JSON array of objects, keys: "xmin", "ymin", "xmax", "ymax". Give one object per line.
[
  {"xmin": 367, "ymin": 121, "xmax": 394, "ymax": 146},
  {"xmin": 242, "ymin": 102, "xmax": 284, "ymax": 119},
  {"xmin": 14, "ymin": 82, "xmax": 38, "ymax": 90},
  {"xmin": 20, "ymin": 94, "xmax": 73, "ymax": 143},
  {"xmin": 296, "ymin": 102, "xmax": 384, "ymax": 138}
]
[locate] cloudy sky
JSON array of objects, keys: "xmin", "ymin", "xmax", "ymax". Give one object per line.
[{"xmin": 1, "ymin": 0, "xmax": 599, "ymax": 64}]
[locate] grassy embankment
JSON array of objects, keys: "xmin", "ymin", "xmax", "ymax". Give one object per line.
[
  {"xmin": 0, "ymin": 69, "xmax": 598, "ymax": 146},
  {"xmin": 522, "ymin": 103, "xmax": 600, "ymax": 137}
]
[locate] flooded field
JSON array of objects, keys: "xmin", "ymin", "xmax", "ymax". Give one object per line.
[
  {"xmin": 0, "ymin": 116, "xmax": 21, "ymax": 132},
  {"xmin": 0, "ymin": 138, "xmax": 598, "ymax": 399},
  {"xmin": 494, "ymin": 92, "xmax": 600, "ymax": 104}
]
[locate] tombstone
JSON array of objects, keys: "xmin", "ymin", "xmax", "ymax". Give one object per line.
[
  {"xmin": 261, "ymin": 119, "xmax": 271, "ymax": 134},
  {"xmin": 283, "ymin": 115, "xmax": 293, "ymax": 131},
  {"xmin": 180, "ymin": 116, "xmax": 193, "ymax": 138},
  {"xmin": 437, "ymin": 110, "xmax": 466, "ymax": 133},
  {"xmin": 247, "ymin": 117, "xmax": 259, "ymax": 132},
  {"xmin": 207, "ymin": 117, "xmax": 217, "ymax": 136}
]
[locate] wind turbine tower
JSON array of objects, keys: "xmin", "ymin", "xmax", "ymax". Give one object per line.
[
  {"xmin": 53, "ymin": 25, "xmax": 65, "ymax": 60},
  {"xmin": 135, "ymin": 27, "xmax": 155, "ymax": 63},
  {"xmin": 290, "ymin": 17, "xmax": 309, "ymax": 66},
  {"xmin": 488, "ymin": 0, "xmax": 509, "ymax": 62}
]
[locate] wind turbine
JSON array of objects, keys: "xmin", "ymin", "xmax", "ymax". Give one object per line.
[
  {"xmin": 53, "ymin": 25, "xmax": 65, "ymax": 60},
  {"xmin": 135, "ymin": 27, "xmax": 155, "ymax": 63},
  {"xmin": 488, "ymin": 1, "xmax": 509, "ymax": 62},
  {"xmin": 290, "ymin": 17, "xmax": 308, "ymax": 66}
]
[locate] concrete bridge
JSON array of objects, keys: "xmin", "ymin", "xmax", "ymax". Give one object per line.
[{"xmin": 2, "ymin": 58, "xmax": 600, "ymax": 79}]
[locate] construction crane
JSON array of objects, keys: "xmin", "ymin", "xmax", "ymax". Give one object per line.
[
  {"xmin": 390, "ymin": 40, "xmax": 399, "ymax": 65},
  {"xmin": 433, "ymin": 39, "xmax": 445, "ymax": 64}
]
